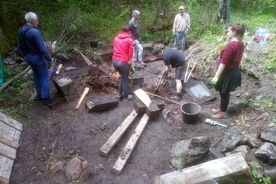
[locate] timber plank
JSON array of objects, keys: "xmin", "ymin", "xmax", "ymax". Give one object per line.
[
  {"xmin": 0, "ymin": 142, "xmax": 17, "ymax": 160},
  {"xmin": 0, "ymin": 155, "xmax": 14, "ymax": 184},
  {"xmin": 0, "ymin": 112, "xmax": 23, "ymax": 131},
  {"xmin": 112, "ymin": 114, "xmax": 150, "ymax": 174},
  {"xmin": 155, "ymin": 153, "xmax": 253, "ymax": 184},
  {"xmin": 0, "ymin": 121, "xmax": 21, "ymax": 148},
  {"xmin": 99, "ymin": 110, "xmax": 138, "ymax": 157}
]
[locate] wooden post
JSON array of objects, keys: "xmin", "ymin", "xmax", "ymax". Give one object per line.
[
  {"xmin": 112, "ymin": 113, "xmax": 150, "ymax": 174},
  {"xmin": 99, "ymin": 110, "xmax": 138, "ymax": 157},
  {"xmin": 154, "ymin": 153, "xmax": 253, "ymax": 184},
  {"xmin": 75, "ymin": 87, "xmax": 90, "ymax": 110}
]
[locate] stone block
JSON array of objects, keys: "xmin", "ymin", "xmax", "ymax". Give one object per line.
[{"xmin": 86, "ymin": 95, "xmax": 118, "ymax": 112}]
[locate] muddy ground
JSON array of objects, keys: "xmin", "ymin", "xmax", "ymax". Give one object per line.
[{"xmin": 10, "ymin": 42, "xmax": 275, "ymax": 184}]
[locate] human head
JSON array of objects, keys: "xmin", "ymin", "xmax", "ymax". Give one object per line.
[
  {"xmin": 179, "ymin": 6, "xmax": 185, "ymax": 15},
  {"xmin": 121, "ymin": 25, "xmax": 130, "ymax": 32},
  {"xmin": 132, "ymin": 10, "xmax": 140, "ymax": 19},
  {"xmin": 227, "ymin": 23, "xmax": 246, "ymax": 40},
  {"xmin": 25, "ymin": 12, "xmax": 39, "ymax": 27}
]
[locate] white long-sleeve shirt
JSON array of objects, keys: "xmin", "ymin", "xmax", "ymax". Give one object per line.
[{"xmin": 173, "ymin": 13, "xmax": 190, "ymax": 33}]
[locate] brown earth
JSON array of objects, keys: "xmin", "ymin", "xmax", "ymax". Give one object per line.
[{"xmin": 10, "ymin": 42, "xmax": 275, "ymax": 184}]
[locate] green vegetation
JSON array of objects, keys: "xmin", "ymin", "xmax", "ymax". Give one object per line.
[
  {"xmin": 0, "ymin": 0, "xmax": 275, "ymax": 115},
  {"xmin": 249, "ymin": 161, "xmax": 272, "ymax": 184}
]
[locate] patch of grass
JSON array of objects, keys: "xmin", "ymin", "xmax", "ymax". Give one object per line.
[{"xmin": 249, "ymin": 161, "xmax": 271, "ymax": 184}]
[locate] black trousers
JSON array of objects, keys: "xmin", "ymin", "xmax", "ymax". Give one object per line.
[{"xmin": 219, "ymin": 90, "xmax": 230, "ymax": 112}]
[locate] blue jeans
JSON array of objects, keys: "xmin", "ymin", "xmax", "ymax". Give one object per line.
[
  {"xmin": 112, "ymin": 60, "xmax": 129, "ymax": 98},
  {"xmin": 174, "ymin": 32, "xmax": 186, "ymax": 50},
  {"xmin": 27, "ymin": 60, "xmax": 50, "ymax": 99}
]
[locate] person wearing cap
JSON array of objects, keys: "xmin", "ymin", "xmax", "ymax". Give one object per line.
[
  {"xmin": 18, "ymin": 12, "xmax": 53, "ymax": 105},
  {"xmin": 173, "ymin": 6, "xmax": 190, "ymax": 50},
  {"xmin": 129, "ymin": 10, "xmax": 145, "ymax": 67}
]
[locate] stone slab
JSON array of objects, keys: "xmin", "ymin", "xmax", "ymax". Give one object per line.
[{"xmin": 86, "ymin": 95, "xmax": 118, "ymax": 112}]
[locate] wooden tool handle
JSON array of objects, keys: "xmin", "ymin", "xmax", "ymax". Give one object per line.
[{"xmin": 75, "ymin": 87, "xmax": 90, "ymax": 110}]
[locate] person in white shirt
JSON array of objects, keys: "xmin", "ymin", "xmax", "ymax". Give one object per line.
[{"xmin": 172, "ymin": 6, "xmax": 190, "ymax": 51}]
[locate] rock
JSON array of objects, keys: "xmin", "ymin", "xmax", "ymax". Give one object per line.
[
  {"xmin": 170, "ymin": 136, "xmax": 211, "ymax": 169},
  {"xmin": 255, "ymin": 142, "xmax": 276, "ymax": 164},
  {"xmin": 65, "ymin": 157, "xmax": 83, "ymax": 181},
  {"xmin": 3, "ymin": 58, "xmax": 15, "ymax": 65},
  {"xmin": 50, "ymin": 161, "xmax": 64, "ymax": 173},
  {"xmin": 264, "ymin": 166, "xmax": 276, "ymax": 181},
  {"xmin": 225, "ymin": 145, "xmax": 250, "ymax": 158},
  {"xmin": 222, "ymin": 128, "xmax": 244, "ymax": 152},
  {"xmin": 242, "ymin": 134, "xmax": 263, "ymax": 148},
  {"xmin": 259, "ymin": 127, "xmax": 276, "ymax": 144},
  {"xmin": 170, "ymin": 140, "xmax": 189, "ymax": 169}
]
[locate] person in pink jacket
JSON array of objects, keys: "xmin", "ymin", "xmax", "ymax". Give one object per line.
[{"xmin": 112, "ymin": 26, "xmax": 134, "ymax": 102}]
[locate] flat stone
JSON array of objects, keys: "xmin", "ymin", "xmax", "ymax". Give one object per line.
[
  {"xmin": 255, "ymin": 142, "xmax": 276, "ymax": 164},
  {"xmin": 222, "ymin": 128, "xmax": 244, "ymax": 152},
  {"xmin": 242, "ymin": 134, "xmax": 263, "ymax": 148},
  {"xmin": 86, "ymin": 95, "xmax": 118, "ymax": 112},
  {"xmin": 170, "ymin": 136, "xmax": 211, "ymax": 169},
  {"xmin": 50, "ymin": 161, "xmax": 64, "ymax": 173},
  {"xmin": 225, "ymin": 145, "xmax": 250, "ymax": 158},
  {"xmin": 259, "ymin": 127, "xmax": 276, "ymax": 144},
  {"xmin": 52, "ymin": 75, "xmax": 73, "ymax": 101},
  {"xmin": 65, "ymin": 157, "xmax": 83, "ymax": 181}
]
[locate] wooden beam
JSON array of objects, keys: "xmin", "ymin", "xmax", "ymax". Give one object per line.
[
  {"xmin": 75, "ymin": 87, "xmax": 90, "ymax": 110},
  {"xmin": 112, "ymin": 113, "xmax": 150, "ymax": 174},
  {"xmin": 134, "ymin": 89, "xmax": 152, "ymax": 107},
  {"xmin": 0, "ymin": 112, "xmax": 23, "ymax": 131},
  {"xmin": 0, "ymin": 155, "xmax": 14, "ymax": 184},
  {"xmin": 99, "ymin": 110, "xmax": 138, "ymax": 157},
  {"xmin": 0, "ymin": 121, "xmax": 21, "ymax": 149},
  {"xmin": 0, "ymin": 142, "xmax": 17, "ymax": 160},
  {"xmin": 154, "ymin": 153, "xmax": 253, "ymax": 184}
]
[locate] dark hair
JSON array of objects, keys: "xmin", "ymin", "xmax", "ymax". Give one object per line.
[
  {"xmin": 121, "ymin": 25, "xmax": 130, "ymax": 32},
  {"xmin": 228, "ymin": 23, "xmax": 246, "ymax": 39}
]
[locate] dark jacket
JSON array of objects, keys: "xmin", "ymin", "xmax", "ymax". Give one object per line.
[
  {"xmin": 163, "ymin": 48, "xmax": 185, "ymax": 68},
  {"xmin": 18, "ymin": 24, "xmax": 52, "ymax": 65}
]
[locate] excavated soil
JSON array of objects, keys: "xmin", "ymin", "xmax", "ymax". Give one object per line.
[{"xmin": 10, "ymin": 45, "xmax": 274, "ymax": 184}]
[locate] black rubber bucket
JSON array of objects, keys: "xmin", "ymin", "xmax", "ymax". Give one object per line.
[{"xmin": 181, "ymin": 102, "xmax": 201, "ymax": 123}]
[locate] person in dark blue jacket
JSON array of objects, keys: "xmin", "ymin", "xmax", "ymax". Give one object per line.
[{"xmin": 18, "ymin": 12, "xmax": 53, "ymax": 104}]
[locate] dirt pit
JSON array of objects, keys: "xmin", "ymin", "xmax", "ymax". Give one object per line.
[{"xmin": 10, "ymin": 51, "xmax": 273, "ymax": 184}]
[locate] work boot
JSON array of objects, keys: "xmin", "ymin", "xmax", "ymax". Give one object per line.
[
  {"xmin": 171, "ymin": 93, "xmax": 182, "ymax": 101},
  {"xmin": 140, "ymin": 62, "xmax": 146, "ymax": 67},
  {"xmin": 123, "ymin": 94, "xmax": 133, "ymax": 102}
]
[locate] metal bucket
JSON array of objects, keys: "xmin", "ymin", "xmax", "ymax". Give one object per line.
[{"xmin": 181, "ymin": 102, "xmax": 201, "ymax": 123}]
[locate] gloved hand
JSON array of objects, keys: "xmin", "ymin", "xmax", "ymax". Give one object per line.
[
  {"xmin": 211, "ymin": 76, "xmax": 219, "ymax": 86},
  {"xmin": 48, "ymin": 67, "xmax": 55, "ymax": 76}
]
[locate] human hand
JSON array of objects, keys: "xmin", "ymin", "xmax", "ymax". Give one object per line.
[
  {"xmin": 211, "ymin": 76, "xmax": 219, "ymax": 86},
  {"xmin": 172, "ymin": 29, "xmax": 176, "ymax": 36},
  {"xmin": 48, "ymin": 67, "xmax": 55, "ymax": 76}
]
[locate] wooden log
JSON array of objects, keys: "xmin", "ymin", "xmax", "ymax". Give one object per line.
[
  {"xmin": 0, "ymin": 112, "xmax": 23, "ymax": 131},
  {"xmin": 99, "ymin": 110, "xmax": 138, "ymax": 157},
  {"xmin": 0, "ymin": 121, "xmax": 21, "ymax": 148},
  {"xmin": 0, "ymin": 66, "xmax": 31, "ymax": 92},
  {"xmin": 154, "ymin": 153, "xmax": 253, "ymax": 184},
  {"xmin": 0, "ymin": 142, "xmax": 17, "ymax": 160},
  {"xmin": 112, "ymin": 113, "xmax": 150, "ymax": 174},
  {"xmin": 0, "ymin": 155, "xmax": 14, "ymax": 184},
  {"xmin": 86, "ymin": 95, "xmax": 118, "ymax": 112},
  {"xmin": 75, "ymin": 87, "xmax": 90, "ymax": 110}
]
